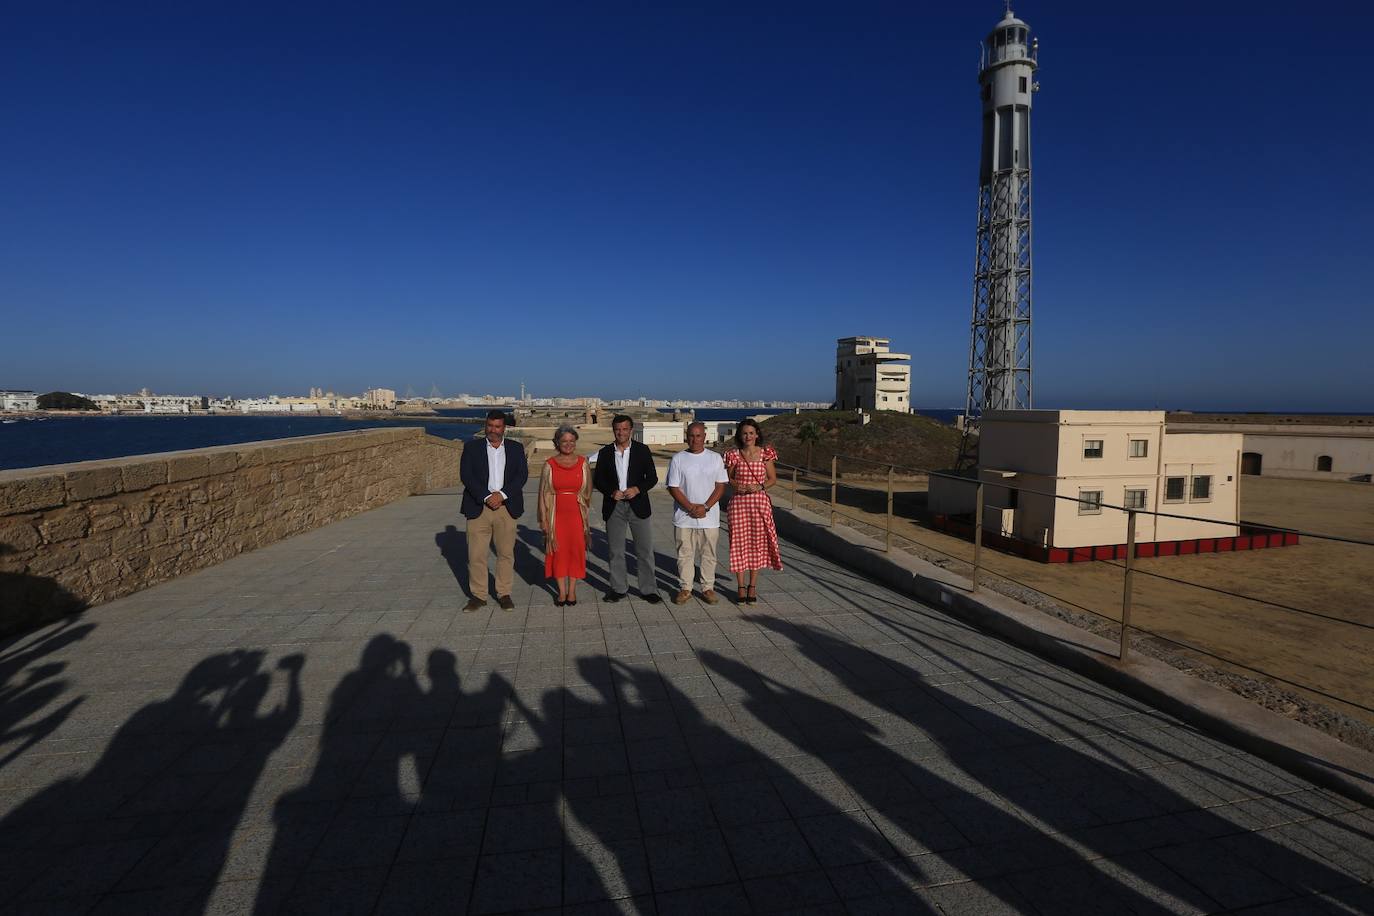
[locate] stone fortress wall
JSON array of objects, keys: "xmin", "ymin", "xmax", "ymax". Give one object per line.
[{"xmin": 0, "ymin": 427, "xmax": 461, "ymax": 635}]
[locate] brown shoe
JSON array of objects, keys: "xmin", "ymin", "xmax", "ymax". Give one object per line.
[
  {"xmin": 497, "ymin": 595, "xmax": 516, "ymax": 611},
  {"xmin": 673, "ymin": 589, "xmax": 691, "ymax": 604},
  {"xmin": 463, "ymin": 598, "xmax": 487, "ymax": 612},
  {"xmin": 701, "ymin": 590, "xmax": 719, "ymax": 605}
]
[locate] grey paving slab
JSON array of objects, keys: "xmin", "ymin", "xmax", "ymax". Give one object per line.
[{"xmin": 0, "ymin": 482, "xmax": 1371, "ymax": 914}]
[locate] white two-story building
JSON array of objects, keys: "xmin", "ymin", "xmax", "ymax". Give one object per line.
[{"xmin": 930, "ymin": 410, "xmax": 1268, "ymax": 559}]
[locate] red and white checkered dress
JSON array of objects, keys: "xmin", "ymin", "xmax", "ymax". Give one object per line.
[{"xmin": 725, "ymin": 446, "xmax": 783, "ymax": 573}]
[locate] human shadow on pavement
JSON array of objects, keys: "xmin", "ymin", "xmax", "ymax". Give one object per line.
[
  {"xmin": 0, "ymin": 615, "xmax": 94, "ymax": 773},
  {"xmin": 488, "ymin": 655, "xmax": 931, "ymax": 912},
  {"xmin": 434, "ymin": 525, "xmax": 469, "ymax": 594},
  {"xmin": 518, "ymin": 524, "xmax": 615, "ymax": 597},
  {"xmin": 0, "ymin": 544, "xmax": 88, "ymax": 639},
  {"xmin": 513, "ymin": 524, "xmax": 549, "ymax": 589},
  {"xmin": 253, "ymin": 635, "xmax": 517, "ymax": 914},
  {"xmin": 0, "ymin": 648, "xmax": 302, "ymax": 912},
  {"xmin": 724, "ymin": 616, "xmax": 1374, "ymax": 913}
]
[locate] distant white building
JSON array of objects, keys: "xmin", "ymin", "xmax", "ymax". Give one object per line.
[
  {"xmin": 835, "ymin": 336, "xmax": 911, "ymax": 412},
  {"xmin": 238, "ymin": 397, "xmax": 286, "ymax": 412},
  {"xmin": 86, "ymin": 392, "xmax": 205, "ymax": 413},
  {"xmin": 142, "ymin": 395, "xmax": 206, "ymax": 414},
  {"xmin": 0, "ymin": 390, "xmax": 38, "ymax": 411},
  {"xmin": 363, "ymin": 388, "xmax": 397, "ymax": 409},
  {"xmin": 1168, "ymin": 415, "xmax": 1374, "ymax": 482},
  {"xmin": 634, "ymin": 421, "xmax": 686, "ymax": 446}
]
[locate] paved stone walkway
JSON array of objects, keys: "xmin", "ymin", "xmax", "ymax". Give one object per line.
[{"xmin": 1, "ymin": 482, "xmax": 1371, "ymax": 915}]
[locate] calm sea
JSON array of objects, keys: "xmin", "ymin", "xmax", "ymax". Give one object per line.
[
  {"xmin": 0, "ymin": 415, "xmax": 478, "ymax": 472},
  {"xmin": 0, "ymin": 407, "xmax": 963, "ymax": 472}
]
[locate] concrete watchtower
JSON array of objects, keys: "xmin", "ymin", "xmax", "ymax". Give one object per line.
[{"xmin": 964, "ymin": 6, "xmax": 1039, "ymax": 423}]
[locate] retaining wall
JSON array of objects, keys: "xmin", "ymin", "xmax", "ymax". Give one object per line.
[{"xmin": 0, "ymin": 428, "xmax": 461, "ymax": 634}]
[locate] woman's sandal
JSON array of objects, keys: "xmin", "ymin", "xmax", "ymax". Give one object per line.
[{"xmin": 747, "ymin": 586, "xmax": 758, "ymax": 604}]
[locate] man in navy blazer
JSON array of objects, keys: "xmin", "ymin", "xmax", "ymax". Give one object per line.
[
  {"xmin": 593, "ymin": 415, "xmax": 661, "ymax": 603},
  {"xmin": 460, "ymin": 410, "xmax": 528, "ymax": 611}
]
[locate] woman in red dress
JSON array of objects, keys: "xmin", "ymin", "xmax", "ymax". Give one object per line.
[
  {"xmin": 724, "ymin": 418, "xmax": 782, "ymax": 604},
  {"xmin": 538, "ymin": 425, "xmax": 592, "ymax": 606}
]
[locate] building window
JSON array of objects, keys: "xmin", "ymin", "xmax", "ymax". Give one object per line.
[
  {"xmin": 1191, "ymin": 475, "xmax": 1212, "ymax": 501},
  {"xmin": 1019, "ymin": 76, "xmax": 1027, "ymax": 93},
  {"xmin": 1124, "ymin": 489, "xmax": 1147, "ymax": 510},
  {"xmin": 1078, "ymin": 490, "xmax": 1102, "ymax": 515},
  {"xmin": 1128, "ymin": 439, "xmax": 1148, "ymax": 458},
  {"xmin": 1316, "ymin": 455, "xmax": 1333, "ymax": 472},
  {"xmin": 1083, "ymin": 439, "xmax": 1104, "ymax": 459},
  {"xmin": 1164, "ymin": 477, "xmax": 1186, "ymax": 502}
]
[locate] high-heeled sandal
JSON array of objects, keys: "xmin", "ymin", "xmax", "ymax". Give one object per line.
[{"xmin": 747, "ymin": 586, "xmax": 758, "ymax": 604}]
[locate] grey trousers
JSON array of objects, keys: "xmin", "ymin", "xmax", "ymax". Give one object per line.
[{"xmin": 605, "ymin": 501, "xmax": 657, "ymax": 595}]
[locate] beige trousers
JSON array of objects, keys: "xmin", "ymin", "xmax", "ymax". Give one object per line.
[
  {"xmin": 467, "ymin": 505, "xmax": 517, "ymax": 600},
  {"xmin": 673, "ymin": 526, "xmax": 719, "ymax": 591}
]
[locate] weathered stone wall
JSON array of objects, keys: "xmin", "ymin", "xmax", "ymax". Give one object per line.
[{"xmin": 0, "ymin": 428, "xmax": 461, "ymax": 635}]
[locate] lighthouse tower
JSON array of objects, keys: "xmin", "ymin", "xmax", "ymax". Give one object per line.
[{"xmin": 964, "ymin": 7, "xmax": 1038, "ymax": 423}]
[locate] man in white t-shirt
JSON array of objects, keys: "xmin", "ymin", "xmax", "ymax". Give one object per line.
[{"xmin": 665, "ymin": 421, "xmax": 729, "ymax": 604}]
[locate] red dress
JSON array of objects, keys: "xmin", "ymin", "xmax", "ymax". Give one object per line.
[
  {"xmin": 544, "ymin": 456, "xmax": 587, "ymax": 579},
  {"xmin": 725, "ymin": 446, "xmax": 783, "ymax": 573}
]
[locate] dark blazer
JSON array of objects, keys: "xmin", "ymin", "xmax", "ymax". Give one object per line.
[
  {"xmin": 460, "ymin": 437, "xmax": 528, "ymax": 520},
  {"xmin": 593, "ymin": 440, "xmax": 658, "ymax": 520}
]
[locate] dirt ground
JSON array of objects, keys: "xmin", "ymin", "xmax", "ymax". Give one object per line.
[{"xmin": 772, "ymin": 470, "xmax": 1374, "ymax": 739}]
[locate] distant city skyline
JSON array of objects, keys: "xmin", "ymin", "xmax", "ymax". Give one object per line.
[{"xmin": 3, "ymin": 3, "xmax": 1371, "ymax": 411}]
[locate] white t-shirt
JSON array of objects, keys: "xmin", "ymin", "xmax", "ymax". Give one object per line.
[{"xmin": 666, "ymin": 449, "xmax": 729, "ymax": 529}]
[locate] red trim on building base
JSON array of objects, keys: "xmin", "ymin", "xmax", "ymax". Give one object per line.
[{"xmin": 929, "ymin": 516, "xmax": 1299, "ymax": 563}]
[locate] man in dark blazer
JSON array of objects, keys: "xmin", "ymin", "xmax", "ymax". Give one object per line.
[
  {"xmin": 460, "ymin": 410, "xmax": 528, "ymax": 611},
  {"xmin": 593, "ymin": 415, "xmax": 660, "ymax": 603}
]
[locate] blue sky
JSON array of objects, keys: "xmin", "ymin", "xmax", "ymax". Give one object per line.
[{"xmin": 2, "ymin": 1, "xmax": 1369, "ymax": 409}]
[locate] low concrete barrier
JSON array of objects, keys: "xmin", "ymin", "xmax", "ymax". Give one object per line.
[
  {"xmin": 773, "ymin": 503, "xmax": 1374, "ymax": 807},
  {"xmin": 0, "ymin": 428, "xmax": 460, "ymax": 635}
]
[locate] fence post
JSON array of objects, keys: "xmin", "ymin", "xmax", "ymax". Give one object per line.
[
  {"xmin": 790, "ymin": 465, "xmax": 798, "ymax": 510},
  {"xmin": 1120, "ymin": 509, "xmax": 1137, "ymax": 661},
  {"xmin": 829, "ymin": 456, "xmax": 838, "ymax": 526},
  {"xmin": 972, "ymin": 480, "xmax": 984, "ymax": 592},
  {"xmin": 885, "ymin": 465, "xmax": 894, "ymax": 553}
]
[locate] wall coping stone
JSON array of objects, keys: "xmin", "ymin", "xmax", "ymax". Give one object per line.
[{"xmin": 0, "ymin": 427, "xmax": 445, "ymax": 504}]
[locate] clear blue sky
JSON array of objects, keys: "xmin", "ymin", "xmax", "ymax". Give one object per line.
[{"xmin": 2, "ymin": 2, "xmax": 1369, "ymax": 410}]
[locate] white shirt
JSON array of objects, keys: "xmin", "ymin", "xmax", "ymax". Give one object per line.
[
  {"xmin": 613, "ymin": 443, "xmax": 632, "ymax": 492},
  {"xmin": 486, "ymin": 439, "xmax": 507, "ymax": 499},
  {"xmin": 666, "ymin": 449, "xmax": 729, "ymax": 529}
]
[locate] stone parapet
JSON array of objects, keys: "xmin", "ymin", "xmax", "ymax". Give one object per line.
[{"xmin": 0, "ymin": 428, "xmax": 460, "ymax": 635}]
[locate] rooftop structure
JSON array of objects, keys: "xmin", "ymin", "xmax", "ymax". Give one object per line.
[{"xmin": 835, "ymin": 336, "xmax": 912, "ymax": 412}]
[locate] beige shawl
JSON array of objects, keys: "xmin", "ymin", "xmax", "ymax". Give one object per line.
[{"xmin": 538, "ymin": 455, "xmax": 592, "ymax": 553}]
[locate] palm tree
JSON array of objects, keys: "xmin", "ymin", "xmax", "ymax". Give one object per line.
[{"xmin": 797, "ymin": 420, "xmax": 820, "ymax": 473}]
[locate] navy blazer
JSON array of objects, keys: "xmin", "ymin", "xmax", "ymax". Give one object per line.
[
  {"xmin": 460, "ymin": 437, "xmax": 528, "ymax": 520},
  {"xmin": 593, "ymin": 440, "xmax": 658, "ymax": 520}
]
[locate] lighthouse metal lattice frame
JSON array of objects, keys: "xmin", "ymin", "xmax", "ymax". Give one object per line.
[{"xmin": 962, "ymin": 9, "xmax": 1038, "ymax": 463}]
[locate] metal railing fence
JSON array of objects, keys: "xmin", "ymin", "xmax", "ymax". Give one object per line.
[{"xmin": 765, "ymin": 450, "xmax": 1374, "ymax": 717}]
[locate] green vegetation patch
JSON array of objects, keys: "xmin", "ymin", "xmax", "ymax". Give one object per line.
[
  {"xmin": 37, "ymin": 391, "xmax": 99, "ymax": 411},
  {"xmin": 760, "ymin": 410, "xmax": 961, "ymax": 475}
]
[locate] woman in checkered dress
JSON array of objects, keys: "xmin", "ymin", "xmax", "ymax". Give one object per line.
[{"xmin": 724, "ymin": 419, "xmax": 782, "ymax": 604}]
